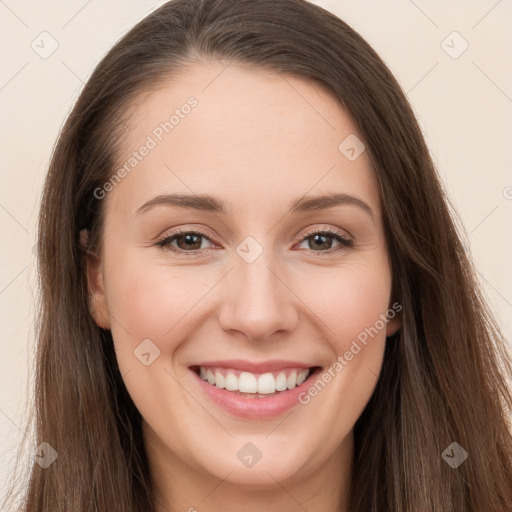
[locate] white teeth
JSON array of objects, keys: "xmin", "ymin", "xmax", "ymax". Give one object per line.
[
  {"xmin": 198, "ymin": 366, "xmax": 312, "ymax": 394},
  {"xmin": 206, "ymin": 370, "xmax": 215, "ymax": 385},
  {"xmin": 257, "ymin": 372, "xmax": 276, "ymax": 394},
  {"xmin": 275, "ymin": 372, "xmax": 288, "ymax": 391},
  {"xmin": 297, "ymin": 370, "xmax": 308, "ymax": 386},
  {"xmin": 214, "ymin": 370, "xmax": 225, "ymax": 389},
  {"xmin": 238, "ymin": 372, "xmax": 258, "ymax": 393},
  {"xmin": 225, "ymin": 372, "xmax": 238, "ymax": 391},
  {"xmin": 286, "ymin": 370, "xmax": 297, "ymax": 390}
]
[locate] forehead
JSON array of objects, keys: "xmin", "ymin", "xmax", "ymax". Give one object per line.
[{"xmin": 106, "ymin": 61, "xmax": 379, "ymax": 220}]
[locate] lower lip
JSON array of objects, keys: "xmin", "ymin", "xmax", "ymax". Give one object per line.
[{"xmin": 190, "ymin": 368, "xmax": 321, "ymax": 419}]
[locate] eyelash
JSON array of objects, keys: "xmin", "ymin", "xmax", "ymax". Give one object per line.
[{"xmin": 154, "ymin": 226, "xmax": 353, "ymax": 256}]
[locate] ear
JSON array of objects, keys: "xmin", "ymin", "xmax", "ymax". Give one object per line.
[
  {"xmin": 81, "ymin": 230, "xmax": 111, "ymax": 330},
  {"xmin": 386, "ymin": 315, "xmax": 401, "ymax": 337},
  {"xmin": 385, "ymin": 301, "xmax": 402, "ymax": 338}
]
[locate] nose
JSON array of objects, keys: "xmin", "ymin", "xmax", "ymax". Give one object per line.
[{"xmin": 217, "ymin": 251, "xmax": 299, "ymax": 343}]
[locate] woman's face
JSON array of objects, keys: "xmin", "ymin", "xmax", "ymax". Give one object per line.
[{"xmin": 87, "ymin": 61, "xmax": 399, "ymax": 492}]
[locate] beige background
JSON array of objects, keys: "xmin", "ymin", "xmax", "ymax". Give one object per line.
[{"xmin": 1, "ymin": 0, "xmax": 511, "ymax": 499}]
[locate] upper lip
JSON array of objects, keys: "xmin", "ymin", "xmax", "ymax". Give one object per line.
[{"xmin": 190, "ymin": 359, "xmax": 317, "ymax": 374}]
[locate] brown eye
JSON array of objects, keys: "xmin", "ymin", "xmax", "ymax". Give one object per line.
[
  {"xmin": 156, "ymin": 230, "xmax": 215, "ymax": 253},
  {"xmin": 174, "ymin": 233, "xmax": 203, "ymax": 250},
  {"xmin": 306, "ymin": 233, "xmax": 335, "ymax": 251},
  {"xmin": 296, "ymin": 229, "xmax": 353, "ymax": 254}
]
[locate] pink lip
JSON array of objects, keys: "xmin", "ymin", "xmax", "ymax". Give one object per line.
[
  {"xmin": 189, "ymin": 363, "xmax": 322, "ymax": 420},
  {"xmin": 192, "ymin": 359, "xmax": 313, "ymax": 373}
]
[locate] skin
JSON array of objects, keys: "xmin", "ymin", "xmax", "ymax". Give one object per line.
[{"xmin": 86, "ymin": 61, "xmax": 400, "ymax": 512}]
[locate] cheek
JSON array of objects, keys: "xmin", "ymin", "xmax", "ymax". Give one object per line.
[
  {"xmin": 101, "ymin": 253, "xmax": 201, "ymax": 428},
  {"xmin": 105, "ymin": 247, "xmax": 392, "ymax": 361},
  {"xmin": 291, "ymin": 259, "xmax": 391, "ymax": 410},
  {"xmin": 293, "ymin": 268, "xmax": 390, "ymax": 445},
  {"xmin": 106, "ymin": 250, "xmax": 212, "ymax": 320},
  {"xmin": 102, "ymin": 251, "xmax": 197, "ymax": 364},
  {"xmin": 294, "ymin": 258, "xmax": 392, "ymax": 348},
  {"xmin": 336, "ymin": 274, "xmax": 391, "ymax": 351}
]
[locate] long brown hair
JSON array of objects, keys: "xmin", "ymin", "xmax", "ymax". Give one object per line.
[{"xmin": 4, "ymin": 0, "xmax": 512, "ymax": 510}]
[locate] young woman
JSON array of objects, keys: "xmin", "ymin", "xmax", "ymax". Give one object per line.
[{"xmin": 5, "ymin": 0, "xmax": 512, "ymax": 510}]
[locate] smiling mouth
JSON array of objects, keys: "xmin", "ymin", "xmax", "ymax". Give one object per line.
[{"xmin": 190, "ymin": 365, "xmax": 322, "ymax": 398}]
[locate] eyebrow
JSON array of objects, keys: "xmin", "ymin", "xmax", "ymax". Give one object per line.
[{"xmin": 135, "ymin": 192, "xmax": 374, "ymax": 219}]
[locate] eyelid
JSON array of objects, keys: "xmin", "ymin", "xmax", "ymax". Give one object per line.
[{"xmin": 298, "ymin": 224, "xmax": 352, "ymax": 241}]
